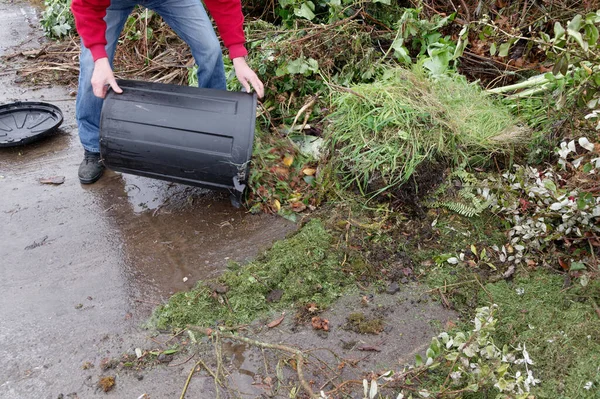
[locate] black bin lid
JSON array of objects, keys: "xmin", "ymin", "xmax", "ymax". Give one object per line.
[{"xmin": 0, "ymin": 102, "xmax": 64, "ymax": 147}]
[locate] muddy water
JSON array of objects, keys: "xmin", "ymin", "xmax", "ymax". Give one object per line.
[{"xmin": 0, "ymin": 3, "xmax": 295, "ymax": 397}]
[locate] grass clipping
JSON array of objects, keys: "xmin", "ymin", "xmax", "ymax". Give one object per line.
[
  {"xmin": 328, "ymin": 67, "xmax": 529, "ymax": 197},
  {"xmin": 152, "ymin": 220, "xmax": 350, "ymax": 329}
]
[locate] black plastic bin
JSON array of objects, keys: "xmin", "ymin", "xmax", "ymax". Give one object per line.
[{"xmin": 100, "ymin": 79, "xmax": 257, "ymax": 204}]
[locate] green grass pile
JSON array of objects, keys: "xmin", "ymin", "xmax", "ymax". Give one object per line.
[
  {"xmin": 485, "ymin": 272, "xmax": 600, "ymax": 398},
  {"xmin": 328, "ymin": 67, "xmax": 528, "ymax": 197},
  {"xmin": 152, "ymin": 219, "xmax": 351, "ymax": 329}
]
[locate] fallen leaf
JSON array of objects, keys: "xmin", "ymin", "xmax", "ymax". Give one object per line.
[
  {"xmin": 307, "ymin": 303, "xmax": 318, "ymax": 313},
  {"xmin": 39, "ymin": 176, "xmax": 65, "ymax": 185},
  {"xmin": 302, "ymin": 167, "xmax": 316, "ymax": 176},
  {"xmin": 283, "ymin": 154, "xmax": 294, "ymax": 167},
  {"xmin": 272, "ymin": 199, "xmax": 281, "ymax": 212},
  {"xmin": 558, "ymin": 258, "xmax": 569, "ymax": 271},
  {"xmin": 291, "ymin": 202, "xmax": 307, "ymax": 212},
  {"xmin": 311, "ymin": 316, "xmax": 329, "ymax": 331},
  {"xmin": 267, "ymin": 313, "xmax": 285, "ymax": 328},
  {"xmin": 272, "ymin": 166, "xmax": 290, "ymax": 179}
]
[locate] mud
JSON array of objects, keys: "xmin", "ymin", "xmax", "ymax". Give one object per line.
[{"xmin": 0, "ymin": 2, "xmax": 457, "ymax": 398}]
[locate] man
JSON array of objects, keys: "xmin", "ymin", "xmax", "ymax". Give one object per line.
[{"xmin": 71, "ymin": 0, "xmax": 264, "ymax": 184}]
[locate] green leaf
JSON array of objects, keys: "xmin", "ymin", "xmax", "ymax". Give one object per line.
[
  {"xmin": 466, "ymin": 383, "xmax": 479, "ymax": 392},
  {"xmin": 553, "ymin": 54, "xmax": 569, "ymax": 76},
  {"xmin": 567, "ymin": 14, "xmax": 583, "ymax": 33},
  {"xmin": 496, "ymin": 378, "xmax": 508, "ymax": 391},
  {"xmin": 543, "ymin": 179, "xmax": 557, "ymax": 192},
  {"xmin": 568, "ymin": 29, "xmax": 588, "ymax": 52},
  {"xmin": 163, "ymin": 349, "xmax": 179, "ymax": 355},
  {"xmin": 415, "ymin": 354, "xmax": 423, "ymax": 367},
  {"xmin": 554, "ymin": 22, "xmax": 565, "ymax": 40},
  {"xmin": 426, "ymin": 348, "xmax": 436, "ymax": 359},
  {"xmin": 498, "ymin": 42, "xmax": 511, "ymax": 57},
  {"xmin": 583, "ymin": 163, "xmax": 594, "ymax": 173},
  {"xmin": 303, "ymin": 175, "xmax": 315, "ymax": 186},
  {"xmin": 294, "ymin": 1, "xmax": 315, "ymax": 20},
  {"xmin": 570, "ymin": 261, "xmax": 586, "ymax": 271},
  {"xmin": 372, "ymin": 0, "xmax": 391, "ymax": 4},
  {"xmin": 584, "ymin": 24, "xmax": 599, "ymax": 46},
  {"xmin": 489, "ymin": 42, "xmax": 497, "ymax": 56}
]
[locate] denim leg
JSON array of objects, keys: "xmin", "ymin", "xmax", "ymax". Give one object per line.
[
  {"xmin": 76, "ymin": 1, "xmax": 136, "ymax": 153},
  {"xmin": 145, "ymin": 0, "xmax": 226, "ymax": 90}
]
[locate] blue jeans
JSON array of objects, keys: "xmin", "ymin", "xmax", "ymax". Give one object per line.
[{"xmin": 76, "ymin": 0, "xmax": 227, "ymax": 153}]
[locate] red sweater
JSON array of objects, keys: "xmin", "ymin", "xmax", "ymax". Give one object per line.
[{"xmin": 71, "ymin": 0, "xmax": 248, "ymax": 61}]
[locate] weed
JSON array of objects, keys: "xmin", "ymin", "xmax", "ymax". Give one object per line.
[{"xmin": 41, "ymin": 0, "xmax": 74, "ymax": 38}]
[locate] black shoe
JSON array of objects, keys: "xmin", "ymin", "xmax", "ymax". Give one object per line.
[{"xmin": 78, "ymin": 150, "xmax": 105, "ymax": 184}]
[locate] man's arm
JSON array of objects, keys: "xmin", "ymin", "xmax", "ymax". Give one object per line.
[
  {"xmin": 203, "ymin": 0, "xmax": 248, "ymax": 60},
  {"xmin": 204, "ymin": 0, "xmax": 264, "ymax": 96},
  {"xmin": 71, "ymin": 0, "xmax": 111, "ymax": 61}
]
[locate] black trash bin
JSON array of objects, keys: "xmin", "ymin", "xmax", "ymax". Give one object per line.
[{"xmin": 99, "ymin": 79, "xmax": 257, "ymax": 205}]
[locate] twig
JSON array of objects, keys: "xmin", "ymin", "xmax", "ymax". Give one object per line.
[
  {"xmin": 475, "ymin": 276, "xmax": 494, "ymax": 303},
  {"xmin": 459, "ymin": 0, "xmax": 471, "ymax": 20},
  {"xmin": 216, "ymin": 332, "xmax": 318, "ymax": 399},
  {"xmin": 327, "ymin": 83, "xmax": 367, "ymax": 100},
  {"xmin": 288, "ymin": 8, "xmax": 362, "ymax": 45},
  {"xmin": 168, "ymin": 352, "xmax": 197, "ymax": 367},
  {"xmin": 198, "ymin": 358, "xmax": 221, "ymax": 382},
  {"xmin": 164, "ymin": 328, "xmax": 187, "ymax": 345},
  {"xmin": 179, "ymin": 361, "xmax": 200, "ymax": 399},
  {"xmin": 290, "ymin": 95, "xmax": 317, "ymax": 132},
  {"xmin": 425, "ymin": 279, "xmax": 478, "ymax": 293}
]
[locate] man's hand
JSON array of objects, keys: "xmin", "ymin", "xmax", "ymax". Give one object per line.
[
  {"xmin": 232, "ymin": 57, "xmax": 264, "ymax": 98},
  {"xmin": 91, "ymin": 57, "xmax": 123, "ymax": 98}
]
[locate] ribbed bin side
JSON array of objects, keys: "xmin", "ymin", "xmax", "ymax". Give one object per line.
[{"xmin": 99, "ymin": 79, "xmax": 257, "ymax": 193}]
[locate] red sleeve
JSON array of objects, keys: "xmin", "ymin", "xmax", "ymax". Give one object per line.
[
  {"xmin": 71, "ymin": 0, "xmax": 111, "ymax": 61},
  {"xmin": 203, "ymin": 0, "xmax": 248, "ymax": 59}
]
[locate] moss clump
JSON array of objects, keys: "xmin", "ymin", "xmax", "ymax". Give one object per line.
[
  {"xmin": 152, "ymin": 219, "xmax": 352, "ymax": 329},
  {"xmin": 345, "ymin": 312, "xmax": 385, "ymax": 334}
]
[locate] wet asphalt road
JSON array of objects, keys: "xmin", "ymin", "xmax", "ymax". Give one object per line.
[{"xmin": 0, "ymin": 2, "xmax": 294, "ymax": 397}]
